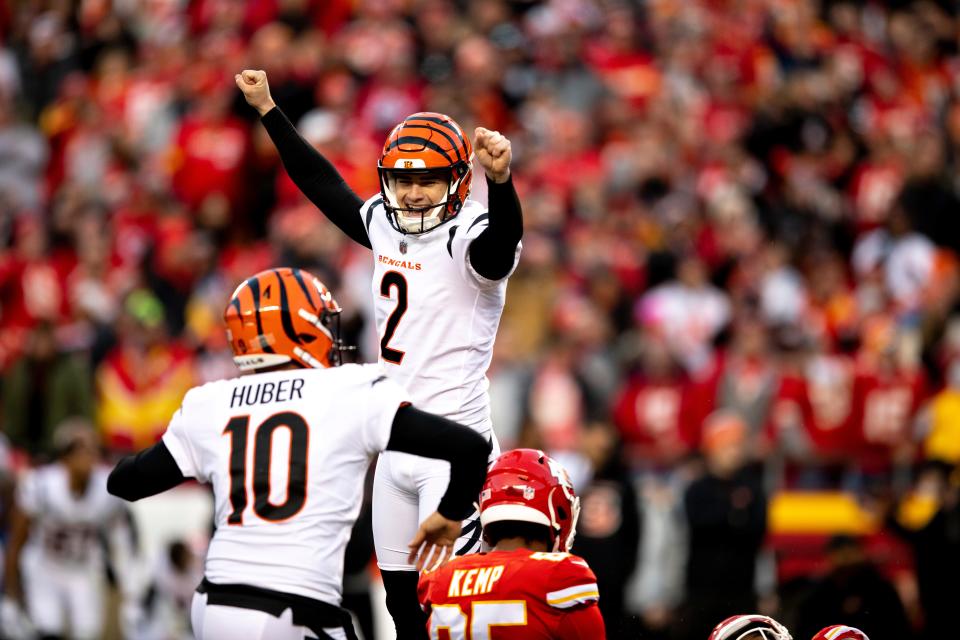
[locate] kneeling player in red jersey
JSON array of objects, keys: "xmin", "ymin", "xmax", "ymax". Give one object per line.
[{"xmin": 418, "ymin": 448, "xmax": 605, "ymax": 639}]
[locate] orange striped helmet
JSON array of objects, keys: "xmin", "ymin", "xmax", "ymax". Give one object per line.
[
  {"xmin": 224, "ymin": 268, "xmax": 345, "ymax": 371},
  {"xmin": 378, "ymin": 112, "xmax": 473, "ymax": 234}
]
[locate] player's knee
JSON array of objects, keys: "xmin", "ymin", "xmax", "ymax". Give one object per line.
[{"xmin": 381, "ymin": 570, "xmax": 428, "ymax": 640}]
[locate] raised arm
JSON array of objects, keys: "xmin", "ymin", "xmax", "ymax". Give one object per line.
[
  {"xmin": 235, "ymin": 69, "xmax": 371, "ymax": 249},
  {"xmin": 468, "ymin": 128, "xmax": 523, "ymax": 281}
]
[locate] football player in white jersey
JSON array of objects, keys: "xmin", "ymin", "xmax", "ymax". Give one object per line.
[
  {"xmin": 3, "ymin": 419, "xmax": 130, "ymax": 640},
  {"xmin": 236, "ymin": 70, "xmax": 523, "ymax": 637},
  {"xmin": 107, "ymin": 268, "xmax": 491, "ymax": 640}
]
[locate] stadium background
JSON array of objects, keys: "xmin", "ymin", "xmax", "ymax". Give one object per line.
[{"xmin": 1, "ymin": 0, "xmax": 960, "ymax": 638}]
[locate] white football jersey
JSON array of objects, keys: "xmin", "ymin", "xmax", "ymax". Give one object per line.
[
  {"xmin": 18, "ymin": 464, "xmax": 125, "ymax": 569},
  {"xmin": 161, "ymin": 363, "xmax": 407, "ymax": 606},
  {"xmin": 361, "ymin": 195, "xmax": 520, "ymax": 436}
]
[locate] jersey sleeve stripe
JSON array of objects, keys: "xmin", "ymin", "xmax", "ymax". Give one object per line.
[
  {"xmin": 546, "ymin": 583, "xmax": 600, "ymax": 608},
  {"xmin": 365, "ymin": 197, "xmax": 382, "ymax": 232},
  {"xmin": 446, "ymin": 224, "xmax": 458, "ymax": 257},
  {"xmin": 466, "ymin": 213, "xmax": 489, "ymax": 233}
]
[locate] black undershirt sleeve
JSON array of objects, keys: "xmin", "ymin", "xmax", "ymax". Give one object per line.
[
  {"xmin": 260, "ymin": 107, "xmax": 371, "ymax": 249},
  {"xmin": 468, "ymin": 175, "xmax": 524, "ymax": 281},
  {"xmin": 386, "ymin": 405, "xmax": 491, "ymax": 521},
  {"xmin": 107, "ymin": 441, "xmax": 187, "ymax": 502}
]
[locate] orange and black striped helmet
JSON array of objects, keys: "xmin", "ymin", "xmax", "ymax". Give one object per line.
[
  {"xmin": 378, "ymin": 112, "xmax": 473, "ymax": 234},
  {"xmin": 224, "ymin": 268, "xmax": 346, "ymax": 371}
]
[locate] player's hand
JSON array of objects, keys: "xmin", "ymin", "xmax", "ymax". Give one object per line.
[
  {"xmin": 235, "ymin": 69, "xmax": 276, "ymax": 117},
  {"xmin": 408, "ymin": 511, "xmax": 462, "ymax": 572},
  {"xmin": 474, "ymin": 127, "xmax": 512, "ymax": 184}
]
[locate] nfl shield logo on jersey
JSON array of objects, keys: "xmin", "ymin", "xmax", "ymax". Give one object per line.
[{"xmin": 400, "ymin": 240, "xmax": 408, "ymax": 254}]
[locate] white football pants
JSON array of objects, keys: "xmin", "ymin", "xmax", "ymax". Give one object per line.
[{"xmin": 373, "ymin": 430, "xmax": 499, "ymax": 571}]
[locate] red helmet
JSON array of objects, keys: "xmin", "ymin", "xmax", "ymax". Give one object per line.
[
  {"xmin": 378, "ymin": 112, "xmax": 473, "ymax": 234},
  {"xmin": 811, "ymin": 626, "xmax": 870, "ymax": 640},
  {"xmin": 478, "ymin": 449, "xmax": 580, "ymax": 553},
  {"xmin": 709, "ymin": 615, "xmax": 793, "ymax": 640}
]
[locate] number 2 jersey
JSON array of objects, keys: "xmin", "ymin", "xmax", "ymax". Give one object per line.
[
  {"xmin": 160, "ymin": 363, "xmax": 408, "ymax": 606},
  {"xmin": 418, "ymin": 549, "xmax": 605, "ymax": 639},
  {"xmin": 362, "ymin": 195, "xmax": 521, "ymax": 437}
]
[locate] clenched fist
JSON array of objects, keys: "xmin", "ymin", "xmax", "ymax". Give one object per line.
[
  {"xmin": 474, "ymin": 127, "xmax": 512, "ymax": 184},
  {"xmin": 235, "ymin": 69, "xmax": 276, "ymax": 117}
]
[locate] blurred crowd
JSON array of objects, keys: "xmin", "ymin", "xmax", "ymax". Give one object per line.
[{"xmin": 2, "ymin": 0, "xmax": 960, "ymax": 638}]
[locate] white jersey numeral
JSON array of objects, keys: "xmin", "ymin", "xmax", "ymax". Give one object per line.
[{"xmin": 430, "ymin": 601, "xmax": 527, "ymax": 639}]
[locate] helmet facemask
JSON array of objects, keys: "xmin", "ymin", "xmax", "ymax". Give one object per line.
[
  {"xmin": 293, "ymin": 300, "xmax": 350, "ymax": 367},
  {"xmin": 710, "ymin": 616, "xmax": 793, "ymax": 640},
  {"xmin": 379, "ymin": 162, "xmax": 470, "ymax": 234},
  {"xmin": 550, "ymin": 485, "xmax": 580, "ymax": 552},
  {"xmin": 732, "ymin": 630, "xmax": 787, "ymax": 640}
]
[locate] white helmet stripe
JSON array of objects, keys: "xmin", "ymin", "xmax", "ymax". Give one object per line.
[
  {"xmin": 297, "ymin": 308, "xmax": 333, "ymax": 340},
  {"xmin": 479, "ymin": 503, "xmax": 551, "ymax": 528},
  {"xmin": 294, "ymin": 346, "xmax": 323, "ymax": 368}
]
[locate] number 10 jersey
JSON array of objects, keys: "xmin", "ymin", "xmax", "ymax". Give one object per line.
[{"xmin": 161, "ymin": 364, "xmax": 408, "ymax": 606}]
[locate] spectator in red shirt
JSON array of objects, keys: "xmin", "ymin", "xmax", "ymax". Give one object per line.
[
  {"xmin": 613, "ymin": 337, "xmax": 695, "ymax": 470},
  {"xmin": 169, "ymin": 76, "xmax": 250, "ymax": 224}
]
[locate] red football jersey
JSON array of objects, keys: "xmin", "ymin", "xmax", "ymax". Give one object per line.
[
  {"xmin": 766, "ymin": 355, "xmax": 858, "ymax": 457},
  {"xmin": 418, "ymin": 549, "xmax": 605, "ymax": 640},
  {"xmin": 851, "ymin": 366, "xmax": 926, "ymax": 470}
]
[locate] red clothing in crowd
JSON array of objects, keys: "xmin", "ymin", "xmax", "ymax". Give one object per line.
[
  {"xmin": 170, "ymin": 113, "xmax": 250, "ymax": 212},
  {"xmin": 613, "ymin": 375, "xmax": 697, "ymax": 466},
  {"xmin": 851, "ymin": 362, "xmax": 926, "ymax": 471}
]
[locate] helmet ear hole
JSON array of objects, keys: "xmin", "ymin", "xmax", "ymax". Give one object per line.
[{"xmin": 298, "ymin": 333, "xmax": 317, "ymax": 343}]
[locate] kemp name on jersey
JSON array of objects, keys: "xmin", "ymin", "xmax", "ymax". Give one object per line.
[{"xmin": 418, "ymin": 549, "xmax": 603, "ymax": 640}]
